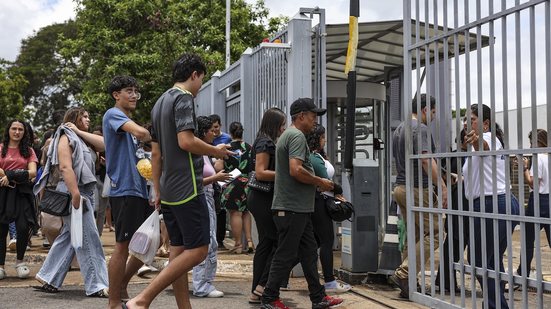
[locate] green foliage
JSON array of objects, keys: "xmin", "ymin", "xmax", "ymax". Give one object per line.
[
  {"xmin": 62, "ymin": 0, "xmax": 285, "ymax": 126},
  {"xmin": 451, "ymin": 108, "xmax": 467, "ymax": 119},
  {"xmin": 14, "ymin": 21, "xmax": 79, "ymax": 129},
  {"xmin": 0, "ymin": 60, "xmax": 29, "ymax": 129}
]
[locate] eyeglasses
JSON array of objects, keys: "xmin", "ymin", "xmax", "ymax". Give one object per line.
[{"xmin": 119, "ymin": 89, "xmax": 141, "ymax": 100}]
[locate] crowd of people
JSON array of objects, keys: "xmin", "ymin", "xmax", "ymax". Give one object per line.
[
  {"xmin": 389, "ymin": 95, "xmax": 549, "ymax": 309},
  {"xmin": 0, "ymin": 53, "xmax": 348, "ymax": 309},
  {"xmin": 0, "ymin": 52, "xmax": 549, "ymax": 309}
]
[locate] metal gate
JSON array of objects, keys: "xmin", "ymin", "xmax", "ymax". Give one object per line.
[
  {"xmin": 195, "ymin": 12, "xmax": 322, "ymax": 143},
  {"xmin": 403, "ymin": 1, "xmax": 551, "ymax": 308}
]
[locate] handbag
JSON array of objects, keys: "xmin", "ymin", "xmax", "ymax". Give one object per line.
[
  {"xmin": 247, "ymin": 171, "xmax": 273, "ymax": 193},
  {"xmin": 39, "ymin": 188, "xmax": 71, "ymax": 217},
  {"xmin": 324, "ymin": 195, "xmax": 354, "ymax": 222}
]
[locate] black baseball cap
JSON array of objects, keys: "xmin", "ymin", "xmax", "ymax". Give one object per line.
[{"xmin": 290, "ymin": 98, "xmax": 326, "ymax": 116}]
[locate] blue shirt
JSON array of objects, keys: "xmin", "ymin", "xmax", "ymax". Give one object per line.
[
  {"xmin": 213, "ymin": 132, "xmax": 231, "ymax": 145},
  {"xmin": 102, "ymin": 107, "xmax": 148, "ymax": 199}
]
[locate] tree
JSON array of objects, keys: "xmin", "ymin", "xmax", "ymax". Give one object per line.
[
  {"xmin": 14, "ymin": 21, "xmax": 79, "ymax": 129},
  {"xmin": 62, "ymin": 0, "xmax": 286, "ymax": 126},
  {"xmin": 0, "ymin": 60, "xmax": 29, "ymax": 130}
]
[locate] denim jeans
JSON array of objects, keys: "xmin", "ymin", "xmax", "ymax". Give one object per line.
[
  {"xmin": 517, "ymin": 193, "xmax": 550, "ymax": 277},
  {"xmin": 8, "ymin": 222, "xmax": 16, "ymax": 239},
  {"xmin": 192, "ymin": 187, "xmax": 218, "ymax": 296},
  {"xmin": 36, "ymin": 182, "xmax": 108, "ymax": 295},
  {"xmin": 468, "ymin": 194, "xmax": 519, "ymax": 309}
]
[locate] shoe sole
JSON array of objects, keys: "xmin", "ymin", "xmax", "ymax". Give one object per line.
[{"xmin": 325, "ymin": 288, "xmax": 351, "ymax": 294}]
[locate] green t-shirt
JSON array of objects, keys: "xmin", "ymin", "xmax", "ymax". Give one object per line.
[
  {"xmin": 272, "ymin": 127, "xmax": 317, "ymax": 213},
  {"xmin": 309, "ymin": 152, "xmax": 328, "ymax": 179}
]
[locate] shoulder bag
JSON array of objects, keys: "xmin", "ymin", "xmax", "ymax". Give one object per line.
[
  {"xmin": 39, "ymin": 188, "xmax": 71, "ymax": 217},
  {"xmin": 324, "ymin": 195, "xmax": 354, "ymax": 222},
  {"xmin": 247, "ymin": 171, "xmax": 274, "ymax": 193}
]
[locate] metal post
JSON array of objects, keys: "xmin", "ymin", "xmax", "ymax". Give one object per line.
[
  {"xmin": 225, "ymin": 0, "xmax": 231, "ymax": 68},
  {"xmin": 343, "ymin": 0, "xmax": 359, "ymax": 171}
]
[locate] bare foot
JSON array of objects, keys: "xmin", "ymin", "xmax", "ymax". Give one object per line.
[{"xmin": 125, "ymin": 298, "xmax": 148, "ymax": 309}]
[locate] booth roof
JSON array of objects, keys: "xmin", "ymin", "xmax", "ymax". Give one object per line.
[{"xmin": 321, "ymin": 19, "xmax": 490, "ymax": 82}]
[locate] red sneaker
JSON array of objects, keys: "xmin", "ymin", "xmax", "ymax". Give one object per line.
[
  {"xmin": 312, "ymin": 295, "xmax": 344, "ymax": 308},
  {"xmin": 261, "ymin": 298, "xmax": 291, "ymax": 309}
]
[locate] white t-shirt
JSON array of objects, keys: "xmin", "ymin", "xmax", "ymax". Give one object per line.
[
  {"xmin": 530, "ymin": 153, "xmax": 549, "ymax": 194},
  {"xmin": 462, "ymin": 132, "xmax": 507, "ymax": 199},
  {"xmin": 324, "ymin": 158, "xmax": 335, "ymax": 179}
]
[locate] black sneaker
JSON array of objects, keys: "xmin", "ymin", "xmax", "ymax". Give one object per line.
[{"xmin": 389, "ymin": 274, "xmax": 410, "ymax": 299}]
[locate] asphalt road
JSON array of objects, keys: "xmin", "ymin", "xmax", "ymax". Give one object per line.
[{"xmin": 0, "ymin": 278, "xmax": 382, "ymax": 309}]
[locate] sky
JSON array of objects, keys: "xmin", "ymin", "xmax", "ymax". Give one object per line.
[
  {"xmin": 0, "ymin": 0, "xmax": 403, "ymax": 62},
  {"xmin": 0, "ymin": 0, "xmax": 545, "ymax": 116}
]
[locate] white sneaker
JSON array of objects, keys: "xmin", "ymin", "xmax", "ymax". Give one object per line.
[
  {"xmin": 206, "ymin": 289, "xmax": 224, "ymax": 298},
  {"xmin": 8, "ymin": 239, "xmax": 16, "ymax": 251},
  {"xmin": 0, "ymin": 268, "xmax": 5, "ymax": 280},
  {"xmin": 324, "ymin": 281, "xmax": 352, "ymax": 293},
  {"xmin": 137, "ymin": 265, "xmax": 158, "ymax": 277},
  {"xmin": 15, "ymin": 263, "xmax": 30, "ymax": 279}
]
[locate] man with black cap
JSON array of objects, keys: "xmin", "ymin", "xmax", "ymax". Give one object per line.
[{"xmin": 261, "ymin": 98, "xmax": 344, "ymax": 309}]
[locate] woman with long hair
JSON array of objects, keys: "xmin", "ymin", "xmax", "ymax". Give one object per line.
[
  {"xmin": 247, "ymin": 107, "xmax": 286, "ymax": 304},
  {"xmin": 33, "ymin": 107, "xmax": 109, "ymax": 297},
  {"xmin": 0, "ymin": 119, "xmax": 38, "ymax": 279},
  {"xmin": 219, "ymin": 121, "xmax": 255, "ymax": 253},
  {"xmin": 517, "ymin": 129, "xmax": 550, "ymax": 278},
  {"xmin": 191, "ymin": 116, "xmax": 231, "ymax": 298},
  {"xmin": 463, "ymin": 104, "xmax": 519, "ymax": 309},
  {"xmin": 306, "ymin": 124, "xmax": 351, "ymax": 293}
]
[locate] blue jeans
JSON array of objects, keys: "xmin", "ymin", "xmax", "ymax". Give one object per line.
[
  {"xmin": 37, "ymin": 183, "xmax": 108, "ymax": 295},
  {"xmin": 192, "ymin": 187, "xmax": 218, "ymax": 296},
  {"xmin": 8, "ymin": 222, "xmax": 16, "ymax": 239},
  {"xmin": 468, "ymin": 194, "xmax": 519, "ymax": 309},
  {"xmin": 517, "ymin": 193, "xmax": 550, "ymax": 276}
]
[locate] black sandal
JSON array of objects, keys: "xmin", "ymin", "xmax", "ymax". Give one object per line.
[{"xmin": 32, "ymin": 283, "xmax": 59, "ymax": 293}]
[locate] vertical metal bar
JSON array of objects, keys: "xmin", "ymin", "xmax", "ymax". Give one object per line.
[
  {"xmin": 513, "ymin": 4, "xmax": 528, "ymax": 308},
  {"xmin": 452, "ymin": 1, "xmax": 467, "ymax": 306},
  {"xmin": 403, "ymin": 0, "xmax": 416, "ymax": 301},
  {"xmin": 462, "ymin": 0, "xmax": 479, "ymax": 307},
  {"xmin": 529, "ymin": 5, "xmax": 543, "ymax": 307},
  {"xmin": 546, "ymin": 6, "xmax": 551, "ymax": 303},
  {"xmin": 473, "ymin": 1, "xmax": 491, "ymax": 307},
  {"xmin": 486, "ymin": 1, "xmax": 504, "ymax": 307},
  {"xmin": 440, "ymin": 0, "xmax": 453, "ymax": 303},
  {"xmin": 499, "ymin": 1, "xmax": 516, "ymax": 307}
]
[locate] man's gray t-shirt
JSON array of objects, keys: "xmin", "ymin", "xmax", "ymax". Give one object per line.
[
  {"xmin": 393, "ymin": 119, "xmax": 434, "ymax": 188},
  {"xmin": 151, "ymin": 87, "xmax": 204, "ymax": 205},
  {"xmin": 272, "ymin": 127, "xmax": 316, "ymax": 213}
]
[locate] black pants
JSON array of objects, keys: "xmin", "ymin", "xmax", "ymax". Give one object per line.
[
  {"xmin": 0, "ymin": 215, "xmax": 30, "ymax": 264},
  {"xmin": 216, "ymin": 209, "xmax": 227, "ymax": 245},
  {"xmin": 262, "ymin": 211, "xmax": 325, "ymax": 304},
  {"xmin": 517, "ymin": 193, "xmax": 551, "ymax": 276},
  {"xmin": 436, "ymin": 185, "xmax": 469, "ymax": 290},
  {"xmin": 248, "ymin": 190, "xmax": 278, "ymax": 292},
  {"xmin": 311, "ymin": 194, "xmax": 335, "ymax": 283}
]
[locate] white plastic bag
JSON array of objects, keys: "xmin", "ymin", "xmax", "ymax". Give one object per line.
[
  {"xmin": 129, "ymin": 210, "xmax": 160, "ymax": 265},
  {"xmin": 70, "ymin": 196, "xmax": 84, "ymax": 249},
  {"xmin": 101, "ymin": 174, "xmax": 111, "ymax": 198}
]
